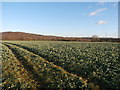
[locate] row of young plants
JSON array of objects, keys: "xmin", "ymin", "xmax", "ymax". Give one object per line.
[
  {"xmin": 7, "ymin": 41, "xmax": 120, "ymax": 90},
  {"xmin": 3, "ymin": 43, "xmax": 89, "ymax": 89},
  {"xmin": 1, "ymin": 44, "xmax": 39, "ymax": 89}
]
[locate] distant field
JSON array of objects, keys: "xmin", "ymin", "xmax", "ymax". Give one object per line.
[{"xmin": 1, "ymin": 41, "xmax": 120, "ymax": 89}]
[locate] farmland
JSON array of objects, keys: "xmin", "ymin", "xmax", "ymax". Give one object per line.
[{"xmin": 1, "ymin": 41, "xmax": 120, "ymax": 89}]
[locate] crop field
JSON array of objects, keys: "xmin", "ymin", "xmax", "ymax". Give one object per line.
[{"xmin": 1, "ymin": 41, "xmax": 120, "ymax": 89}]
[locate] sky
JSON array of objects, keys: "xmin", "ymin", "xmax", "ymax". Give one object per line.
[{"xmin": 2, "ymin": 2, "xmax": 118, "ymax": 38}]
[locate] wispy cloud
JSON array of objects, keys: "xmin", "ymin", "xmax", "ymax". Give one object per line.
[
  {"xmin": 97, "ymin": 20, "xmax": 107, "ymax": 24},
  {"xmin": 89, "ymin": 8, "xmax": 107, "ymax": 16},
  {"xmin": 112, "ymin": 3, "xmax": 117, "ymax": 7}
]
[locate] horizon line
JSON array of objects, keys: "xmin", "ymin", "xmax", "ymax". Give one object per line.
[{"xmin": 0, "ymin": 31, "xmax": 119, "ymax": 38}]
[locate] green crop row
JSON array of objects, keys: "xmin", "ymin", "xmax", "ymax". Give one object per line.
[
  {"xmin": 6, "ymin": 41, "xmax": 120, "ymax": 90},
  {"xmin": 2, "ymin": 43, "xmax": 89, "ymax": 89},
  {"xmin": 2, "ymin": 44, "xmax": 39, "ymax": 89}
]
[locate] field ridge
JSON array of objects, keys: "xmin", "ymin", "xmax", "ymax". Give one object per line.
[
  {"xmin": 2, "ymin": 44, "xmax": 40, "ymax": 88},
  {"xmin": 4, "ymin": 42, "xmax": 101, "ymax": 89}
]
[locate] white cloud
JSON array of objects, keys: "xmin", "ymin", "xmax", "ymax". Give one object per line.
[
  {"xmin": 89, "ymin": 8, "xmax": 107, "ymax": 16},
  {"xmin": 97, "ymin": 20, "xmax": 107, "ymax": 24},
  {"xmin": 112, "ymin": 3, "xmax": 117, "ymax": 7}
]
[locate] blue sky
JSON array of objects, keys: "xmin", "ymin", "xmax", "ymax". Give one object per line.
[{"xmin": 2, "ymin": 2, "xmax": 118, "ymax": 37}]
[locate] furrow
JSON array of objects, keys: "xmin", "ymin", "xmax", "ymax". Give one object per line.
[
  {"xmin": 4, "ymin": 42, "xmax": 101, "ymax": 89},
  {"xmin": 4, "ymin": 44, "xmax": 43, "ymax": 88}
]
